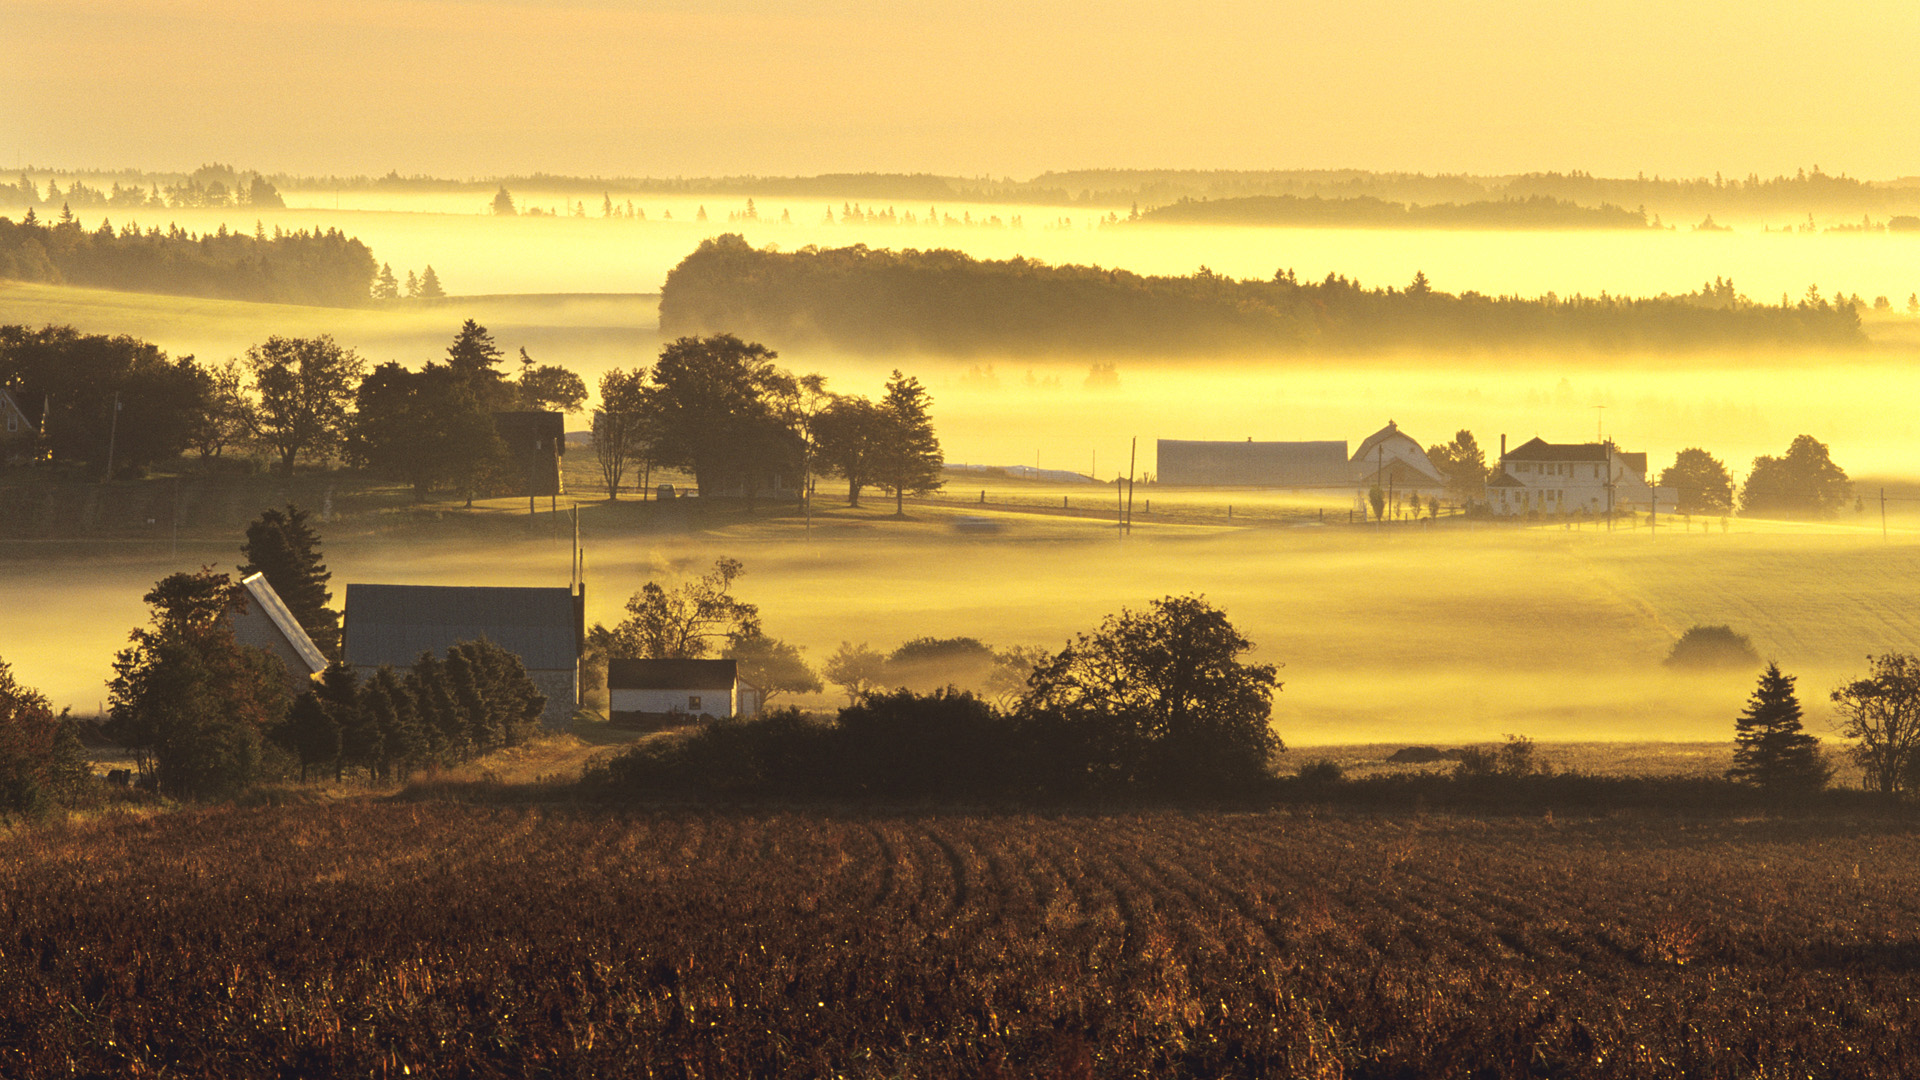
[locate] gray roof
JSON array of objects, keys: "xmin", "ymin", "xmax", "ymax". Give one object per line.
[
  {"xmin": 608, "ymin": 658, "xmax": 738, "ymax": 691},
  {"xmin": 1503, "ymin": 437, "xmax": 1611, "ymax": 463},
  {"xmin": 239, "ymin": 573, "xmax": 329, "ymax": 676},
  {"xmin": 1157, "ymin": 439, "xmax": 1351, "ymax": 487},
  {"xmin": 344, "ymin": 584, "xmax": 579, "ymax": 671}
]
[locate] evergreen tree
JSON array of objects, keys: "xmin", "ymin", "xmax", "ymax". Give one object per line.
[
  {"xmin": 872, "ymin": 370, "xmax": 943, "ymax": 515},
  {"xmin": 239, "ymin": 504, "xmax": 341, "ymax": 659},
  {"xmin": 406, "ymin": 270, "xmax": 420, "ymax": 298},
  {"xmin": 1729, "ymin": 662, "xmax": 1829, "ymax": 794},
  {"xmin": 492, "ymin": 186, "xmax": 517, "ymax": 216},
  {"xmin": 373, "ymin": 263, "xmax": 400, "ymax": 301},
  {"xmin": 418, "ymin": 265, "xmax": 446, "ymax": 298}
]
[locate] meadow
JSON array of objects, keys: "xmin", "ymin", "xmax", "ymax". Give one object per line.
[{"xmin": 7, "ymin": 801, "xmax": 1920, "ymax": 1078}]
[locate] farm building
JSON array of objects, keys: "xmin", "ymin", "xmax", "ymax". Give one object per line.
[
  {"xmin": 342, "ymin": 582, "xmax": 585, "ymax": 727},
  {"xmin": 0, "ymin": 388, "xmax": 36, "ymax": 462},
  {"xmin": 1490, "ymin": 436, "xmax": 1676, "ymax": 517},
  {"xmin": 1156, "ymin": 438, "xmax": 1352, "ymax": 487},
  {"xmin": 1351, "ymin": 421, "xmax": 1446, "ymax": 495},
  {"xmin": 607, "ymin": 658, "xmax": 761, "ymax": 723},
  {"xmin": 230, "ymin": 573, "xmax": 329, "ymax": 695}
]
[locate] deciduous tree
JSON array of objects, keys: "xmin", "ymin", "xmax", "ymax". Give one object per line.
[
  {"xmin": 246, "ymin": 334, "xmax": 364, "ymax": 475},
  {"xmin": 591, "ymin": 367, "xmax": 649, "ymax": 499},
  {"xmin": 1020, "ymin": 595, "xmax": 1282, "ymax": 791},
  {"xmin": 1832, "ymin": 652, "xmax": 1920, "ymax": 796},
  {"xmin": 1661, "ymin": 448, "xmax": 1734, "ymax": 515},
  {"xmin": 642, "ymin": 334, "xmax": 802, "ymax": 497},
  {"xmin": 1741, "ymin": 435, "xmax": 1851, "ymax": 518},
  {"xmin": 723, "ymin": 633, "xmax": 823, "ymax": 706},
  {"xmin": 601, "ymin": 557, "xmax": 761, "ymax": 660},
  {"xmin": 0, "ymin": 656, "xmax": 89, "ymax": 813},
  {"xmin": 812, "ymin": 395, "xmax": 886, "ymax": 507}
]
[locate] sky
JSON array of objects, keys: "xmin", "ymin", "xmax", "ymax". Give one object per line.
[{"xmin": 7, "ymin": 0, "xmax": 1920, "ymax": 180}]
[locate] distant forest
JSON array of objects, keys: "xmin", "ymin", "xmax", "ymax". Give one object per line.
[
  {"xmin": 660, "ymin": 235, "xmax": 1865, "ymax": 355},
  {"xmin": 1131, "ymin": 194, "xmax": 1651, "ymax": 230},
  {"xmin": 0, "ymin": 212, "xmax": 376, "ymax": 307},
  {"xmin": 11, "ymin": 163, "xmax": 1920, "ymax": 222}
]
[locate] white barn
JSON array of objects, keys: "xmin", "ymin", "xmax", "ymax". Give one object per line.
[
  {"xmin": 608, "ymin": 658, "xmax": 761, "ymax": 723},
  {"xmin": 1351, "ymin": 421, "xmax": 1446, "ymax": 495}
]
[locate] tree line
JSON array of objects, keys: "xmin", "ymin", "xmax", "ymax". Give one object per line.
[
  {"xmin": 0, "ymin": 322, "xmax": 585, "ymax": 496},
  {"xmin": 0, "ymin": 211, "xmax": 375, "ymax": 306},
  {"xmin": 659, "ymin": 235, "xmax": 1865, "ymax": 356},
  {"xmin": 1133, "ymin": 193, "xmax": 1653, "ymax": 230}
]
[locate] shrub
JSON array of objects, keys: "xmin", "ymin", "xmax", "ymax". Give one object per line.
[{"xmin": 1665, "ymin": 625, "xmax": 1761, "ymax": 669}]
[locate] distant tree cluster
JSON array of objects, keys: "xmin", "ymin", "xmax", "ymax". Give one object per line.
[
  {"xmin": 660, "ymin": 235, "xmax": 1864, "ymax": 356},
  {"xmin": 1134, "ymin": 193, "xmax": 1652, "ymax": 229},
  {"xmin": 0, "ymin": 165, "xmax": 284, "ymax": 211},
  {"xmin": 0, "ymin": 213, "xmax": 376, "ymax": 306},
  {"xmin": 586, "ymin": 333, "xmax": 941, "ymax": 508},
  {"xmin": 588, "ymin": 595, "xmax": 1282, "ymax": 800},
  {"xmin": 0, "ymin": 321, "xmax": 584, "ymax": 492}
]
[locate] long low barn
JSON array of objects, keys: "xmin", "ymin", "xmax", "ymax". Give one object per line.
[
  {"xmin": 608, "ymin": 658, "xmax": 760, "ymax": 723},
  {"xmin": 1157, "ymin": 439, "xmax": 1353, "ymax": 487}
]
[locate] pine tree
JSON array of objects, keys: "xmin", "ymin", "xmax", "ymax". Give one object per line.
[
  {"xmin": 406, "ymin": 270, "xmax": 420, "ymax": 298},
  {"xmin": 372, "ymin": 263, "xmax": 400, "ymax": 301},
  {"xmin": 1729, "ymin": 662, "xmax": 1829, "ymax": 794},
  {"xmin": 873, "ymin": 370, "xmax": 943, "ymax": 516},
  {"xmin": 419, "ymin": 265, "xmax": 445, "ymax": 298},
  {"xmin": 239, "ymin": 505, "xmax": 341, "ymax": 659}
]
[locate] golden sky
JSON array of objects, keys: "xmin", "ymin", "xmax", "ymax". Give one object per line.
[{"xmin": 8, "ymin": 0, "xmax": 1919, "ymax": 179}]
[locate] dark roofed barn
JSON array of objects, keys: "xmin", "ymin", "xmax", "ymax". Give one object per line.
[
  {"xmin": 1157, "ymin": 439, "xmax": 1352, "ymax": 487},
  {"xmin": 344, "ymin": 583, "xmax": 584, "ymax": 727}
]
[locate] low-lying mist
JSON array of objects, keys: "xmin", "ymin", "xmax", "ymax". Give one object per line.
[{"xmin": 7, "ymin": 514, "xmax": 1919, "ymax": 750}]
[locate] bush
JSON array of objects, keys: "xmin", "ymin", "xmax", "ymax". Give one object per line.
[{"xmin": 1665, "ymin": 625, "xmax": 1761, "ymax": 669}]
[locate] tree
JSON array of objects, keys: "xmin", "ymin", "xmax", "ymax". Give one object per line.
[
  {"xmin": 246, "ymin": 335, "xmax": 365, "ymax": 475},
  {"xmin": 239, "ymin": 505, "xmax": 341, "ymax": 659},
  {"xmin": 1729, "ymin": 663, "xmax": 1829, "ymax": 794},
  {"xmin": 0, "ymin": 656, "xmax": 89, "ymax": 814},
  {"xmin": 445, "ymin": 319, "xmax": 506, "ymax": 387},
  {"xmin": 107, "ymin": 569, "xmax": 291, "ymax": 798},
  {"xmin": 1741, "ymin": 435, "xmax": 1851, "ymax": 518},
  {"xmin": 185, "ymin": 358, "xmax": 255, "ymax": 461},
  {"xmin": 348, "ymin": 362, "xmax": 506, "ymax": 503},
  {"xmin": 1832, "ymin": 653, "xmax": 1920, "ymax": 796},
  {"xmin": 871, "ymin": 370, "xmax": 943, "ymax": 515},
  {"xmin": 1020, "ymin": 595, "xmax": 1282, "ymax": 791},
  {"xmin": 1664, "ymin": 624, "xmax": 1760, "ymax": 669},
  {"xmin": 723, "ymin": 633, "xmax": 823, "ymax": 706},
  {"xmin": 812, "ymin": 395, "xmax": 886, "ymax": 507},
  {"xmin": 372, "ymin": 263, "xmax": 400, "ymax": 301},
  {"xmin": 0, "ymin": 325, "xmax": 214, "ymax": 472},
  {"xmin": 514, "ymin": 348, "xmax": 586, "ymax": 412},
  {"xmin": 418, "ymin": 265, "xmax": 445, "ymax": 299},
  {"xmin": 591, "ymin": 367, "xmax": 649, "ymax": 499},
  {"xmin": 278, "ymin": 662, "xmax": 357, "ymax": 781},
  {"xmin": 405, "ymin": 270, "xmax": 419, "ymax": 298},
  {"xmin": 1425, "ymin": 430, "xmax": 1488, "ymax": 504},
  {"xmin": 642, "ymin": 334, "xmax": 802, "ymax": 497},
  {"xmin": 491, "ymin": 187, "xmax": 517, "ymax": 216},
  {"xmin": 1660, "ymin": 448, "xmax": 1734, "ymax": 515},
  {"xmin": 1368, "ymin": 484, "xmax": 1386, "ymax": 522},
  {"xmin": 823, "ymin": 642, "xmax": 888, "ymax": 704},
  {"xmin": 601, "ymin": 557, "xmax": 761, "ymax": 660}
]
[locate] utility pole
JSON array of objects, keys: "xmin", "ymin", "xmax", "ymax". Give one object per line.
[
  {"xmin": 102, "ymin": 391, "xmax": 121, "ymax": 483},
  {"xmin": 1882, "ymin": 487, "xmax": 1889, "ymax": 541},
  {"xmin": 1125, "ymin": 436, "xmax": 1137, "ymax": 534}
]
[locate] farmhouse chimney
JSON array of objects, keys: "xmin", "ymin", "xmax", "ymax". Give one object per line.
[{"xmin": 1500, "ymin": 433, "xmax": 1507, "ymax": 459}]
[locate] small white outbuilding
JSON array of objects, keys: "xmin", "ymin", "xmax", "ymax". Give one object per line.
[{"xmin": 607, "ymin": 658, "xmax": 760, "ymax": 723}]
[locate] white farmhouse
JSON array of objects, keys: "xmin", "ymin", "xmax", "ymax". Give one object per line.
[
  {"xmin": 1490, "ymin": 436, "xmax": 1676, "ymax": 517},
  {"xmin": 608, "ymin": 658, "xmax": 761, "ymax": 723}
]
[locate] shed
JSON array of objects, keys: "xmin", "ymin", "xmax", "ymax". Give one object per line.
[
  {"xmin": 607, "ymin": 658, "xmax": 759, "ymax": 722},
  {"xmin": 343, "ymin": 583, "xmax": 584, "ymax": 727}
]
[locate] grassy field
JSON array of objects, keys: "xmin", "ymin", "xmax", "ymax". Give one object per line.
[{"xmin": 7, "ymin": 801, "xmax": 1920, "ymax": 1078}]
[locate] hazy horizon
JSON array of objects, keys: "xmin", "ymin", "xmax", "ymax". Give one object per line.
[{"xmin": 9, "ymin": 0, "xmax": 1919, "ymax": 180}]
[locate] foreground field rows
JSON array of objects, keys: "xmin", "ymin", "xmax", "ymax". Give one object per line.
[{"xmin": 5, "ymin": 804, "xmax": 1918, "ymax": 1077}]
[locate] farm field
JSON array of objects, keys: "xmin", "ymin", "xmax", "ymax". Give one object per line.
[{"xmin": 7, "ymin": 802, "xmax": 1920, "ymax": 1078}]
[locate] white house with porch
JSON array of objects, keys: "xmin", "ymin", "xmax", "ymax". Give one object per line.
[{"xmin": 1490, "ymin": 436, "xmax": 1676, "ymax": 517}]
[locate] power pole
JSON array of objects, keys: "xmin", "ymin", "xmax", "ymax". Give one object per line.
[
  {"xmin": 1125, "ymin": 436, "xmax": 1137, "ymax": 534},
  {"xmin": 1882, "ymin": 487, "xmax": 1888, "ymax": 541},
  {"xmin": 102, "ymin": 391, "xmax": 121, "ymax": 483}
]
